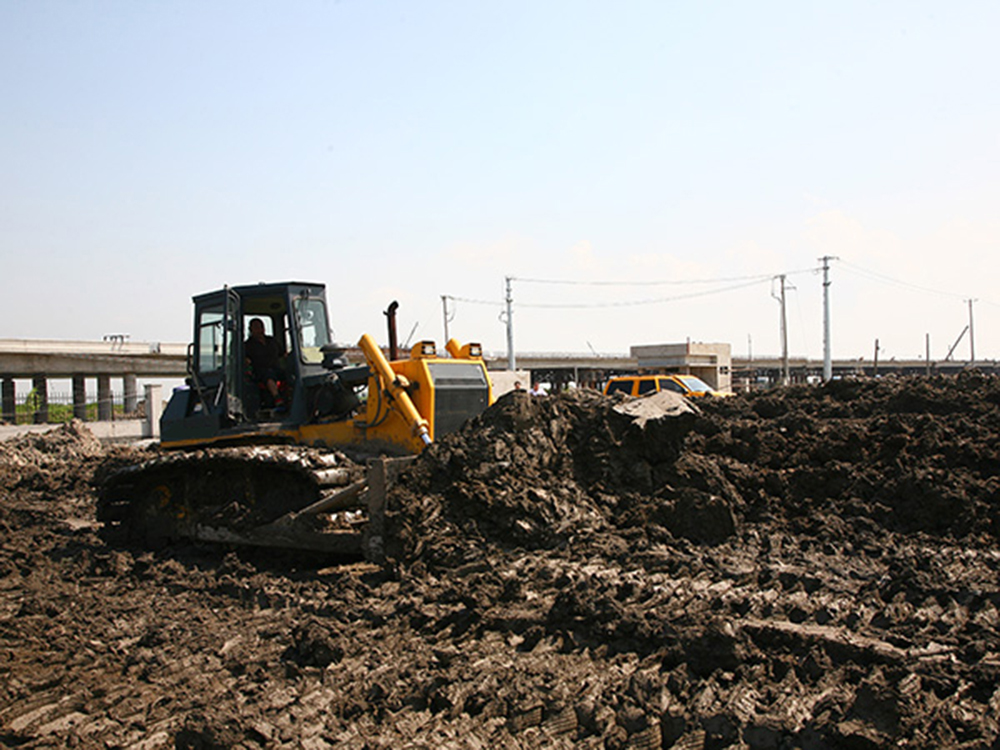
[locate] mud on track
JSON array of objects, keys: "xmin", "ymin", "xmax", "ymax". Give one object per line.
[{"xmin": 2, "ymin": 374, "xmax": 1000, "ymax": 748}]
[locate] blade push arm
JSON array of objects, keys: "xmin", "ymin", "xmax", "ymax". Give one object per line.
[{"xmin": 358, "ymin": 333, "xmax": 432, "ymax": 446}]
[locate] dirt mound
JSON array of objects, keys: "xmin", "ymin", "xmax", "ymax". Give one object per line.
[
  {"xmin": 693, "ymin": 371, "xmax": 1000, "ymax": 542},
  {"xmin": 388, "ymin": 373, "xmax": 1000, "ymax": 572},
  {"xmin": 2, "ymin": 377, "xmax": 1000, "ymax": 748},
  {"xmin": 0, "ymin": 421, "xmax": 137, "ymax": 537},
  {"xmin": 0, "ymin": 419, "xmax": 103, "ymax": 486},
  {"xmin": 387, "ymin": 389, "xmax": 725, "ymax": 567}
]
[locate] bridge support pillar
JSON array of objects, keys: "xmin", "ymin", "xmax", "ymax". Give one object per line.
[
  {"xmin": 97, "ymin": 375, "xmax": 112, "ymax": 421},
  {"xmin": 32, "ymin": 375, "xmax": 48, "ymax": 424},
  {"xmin": 73, "ymin": 375, "xmax": 88, "ymax": 420},
  {"xmin": 2, "ymin": 378, "xmax": 14, "ymax": 423},
  {"xmin": 123, "ymin": 373, "xmax": 138, "ymax": 414}
]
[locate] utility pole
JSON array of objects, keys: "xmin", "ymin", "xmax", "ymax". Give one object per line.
[
  {"xmin": 873, "ymin": 339, "xmax": 879, "ymax": 378},
  {"xmin": 505, "ymin": 276, "xmax": 516, "ymax": 371},
  {"xmin": 441, "ymin": 294, "xmax": 455, "ymax": 347},
  {"xmin": 773, "ymin": 275, "xmax": 790, "ymax": 386},
  {"xmin": 820, "ymin": 255, "xmax": 837, "ymax": 382},
  {"xmin": 967, "ymin": 298, "xmax": 977, "ymax": 366},
  {"xmin": 925, "ymin": 333, "xmax": 931, "ymax": 376},
  {"xmin": 441, "ymin": 296, "xmax": 450, "ymax": 346}
]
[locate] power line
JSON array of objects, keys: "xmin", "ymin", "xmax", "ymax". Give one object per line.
[
  {"xmin": 443, "ymin": 294, "xmax": 499, "ymax": 306},
  {"xmin": 511, "ymin": 267, "xmax": 817, "ymax": 287},
  {"xmin": 447, "ymin": 266, "xmax": 816, "ymax": 310},
  {"xmin": 517, "ymin": 277, "xmax": 773, "ymax": 309},
  {"xmin": 838, "ymin": 259, "xmax": 1000, "ymax": 310},
  {"xmin": 837, "ymin": 259, "xmax": 968, "ymax": 301}
]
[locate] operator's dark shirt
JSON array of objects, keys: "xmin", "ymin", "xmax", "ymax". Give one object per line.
[{"xmin": 245, "ymin": 335, "xmax": 281, "ymax": 380}]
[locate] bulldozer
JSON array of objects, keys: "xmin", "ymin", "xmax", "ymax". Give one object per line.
[{"xmin": 98, "ymin": 281, "xmax": 493, "ymax": 560}]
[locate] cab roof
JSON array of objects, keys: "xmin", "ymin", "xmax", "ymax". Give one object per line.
[{"xmin": 192, "ymin": 281, "xmax": 327, "ymax": 303}]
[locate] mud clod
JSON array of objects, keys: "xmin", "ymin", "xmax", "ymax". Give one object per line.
[{"xmin": 2, "ymin": 378, "xmax": 1000, "ymax": 747}]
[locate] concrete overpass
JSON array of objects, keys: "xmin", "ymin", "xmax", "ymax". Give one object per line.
[
  {"xmin": 0, "ymin": 338, "xmax": 188, "ymax": 377},
  {"xmin": 3, "ymin": 337, "xmax": 996, "ymax": 424},
  {"xmin": 0, "ymin": 338, "xmax": 187, "ymax": 423}
]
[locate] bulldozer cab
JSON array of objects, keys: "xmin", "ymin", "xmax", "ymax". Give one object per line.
[{"xmin": 164, "ymin": 282, "xmax": 341, "ymax": 444}]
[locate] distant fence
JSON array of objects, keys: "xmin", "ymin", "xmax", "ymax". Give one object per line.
[{"xmin": 5, "ymin": 390, "xmax": 142, "ymax": 426}]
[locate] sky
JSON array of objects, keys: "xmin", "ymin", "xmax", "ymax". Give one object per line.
[{"xmin": 2, "ymin": 1, "xmax": 999, "ymax": 365}]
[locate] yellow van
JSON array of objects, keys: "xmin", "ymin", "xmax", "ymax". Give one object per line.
[{"xmin": 603, "ymin": 374, "xmax": 725, "ymax": 399}]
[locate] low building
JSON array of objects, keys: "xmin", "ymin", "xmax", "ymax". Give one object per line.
[{"xmin": 630, "ymin": 342, "xmax": 732, "ymax": 392}]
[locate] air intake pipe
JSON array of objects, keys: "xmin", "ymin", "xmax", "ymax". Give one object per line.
[{"xmin": 384, "ymin": 301, "xmax": 399, "ymax": 361}]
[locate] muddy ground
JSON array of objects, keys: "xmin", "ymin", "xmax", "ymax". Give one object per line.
[{"xmin": 2, "ymin": 374, "xmax": 999, "ymax": 749}]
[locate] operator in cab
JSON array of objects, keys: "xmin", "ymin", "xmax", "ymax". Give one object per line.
[{"xmin": 245, "ymin": 318, "xmax": 285, "ymax": 411}]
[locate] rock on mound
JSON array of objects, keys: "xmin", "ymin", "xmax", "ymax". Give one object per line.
[{"xmin": 387, "ymin": 389, "xmax": 743, "ymax": 568}]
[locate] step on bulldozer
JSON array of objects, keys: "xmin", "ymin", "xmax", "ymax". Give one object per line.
[{"xmin": 99, "ymin": 281, "xmax": 493, "ymax": 560}]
